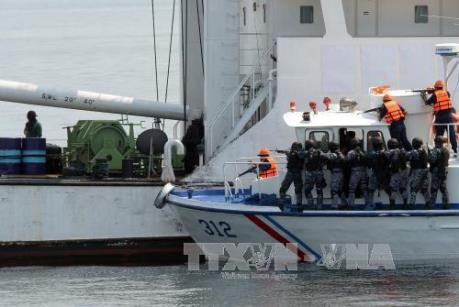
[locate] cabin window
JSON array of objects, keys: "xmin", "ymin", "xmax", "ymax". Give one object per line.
[
  {"xmin": 367, "ymin": 131, "xmax": 386, "ymax": 151},
  {"xmin": 415, "ymin": 5, "xmax": 428, "ymax": 24},
  {"xmin": 243, "ymin": 7, "xmax": 247, "ymax": 26},
  {"xmin": 300, "ymin": 6, "xmax": 314, "ymax": 24},
  {"xmin": 263, "ymin": 4, "xmax": 267, "ymax": 24},
  {"xmin": 309, "ymin": 131, "xmax": 329, "ymax": 152}
]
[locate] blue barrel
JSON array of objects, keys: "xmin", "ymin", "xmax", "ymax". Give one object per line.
[
  {"xmin": 0, "ymin": 138, "xmax": 22, "ymax": 175},
  {"xmin": 22, "ymin": 138, "xmax": 46, "ymax": 175}
]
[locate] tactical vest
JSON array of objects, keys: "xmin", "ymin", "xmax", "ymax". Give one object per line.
[
  {"xmin": 410, "ymin": 149, "xmax": 428, "ymax": 169},
  {"xmin": 429, "ymin": 148, "xmax": 449, "ymax": 171},
  {"xmin": 286, "ymin": 151, "xmax": 304, "ymax": 172},
  {"xmin": 348, "ymin": 149, "xmax": 366, "ymax": 168},
  {"xmin": 368, "ymin": 150, "xmax": 386, "ymax": 170},
  {"xmin": 327, "ymin": 152, "xmax": 344, "ymax": 171},
  {"xmin": 305, "ymin": 149, "xmax": 324, "ymax": 172},
  {"xmin": 388, "ymin": 149, "xmax": 406, "ymax": 173}
]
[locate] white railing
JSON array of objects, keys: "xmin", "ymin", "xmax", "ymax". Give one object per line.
[
  {"xmin": 222, "ymin": 155, "xmax": 286, "ymax": 202},
  {"xmin": 430, "ymin": 123, "xmax": 459, "ymax": 157},
  {"xmin": 208, "ymin": 43, "xmax": 276, "ymax": 157}
]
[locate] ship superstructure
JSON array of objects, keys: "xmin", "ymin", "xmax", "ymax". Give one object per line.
[{"xmin": 197, "ymin": 0, "xmax": 459, "ymax": 180}]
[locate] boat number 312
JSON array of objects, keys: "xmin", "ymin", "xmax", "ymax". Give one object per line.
[{"xmin": 198, "ymin": 220, "xmax": 237, "ymax": 238}]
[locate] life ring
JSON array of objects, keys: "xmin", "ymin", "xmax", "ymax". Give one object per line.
[{"xmin": 154, "ymin": 183, "xmax": 175, "ymax": 209}]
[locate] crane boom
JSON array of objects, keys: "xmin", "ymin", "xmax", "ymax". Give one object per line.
[{"xmin": 0, "ymin": 79, "xmax": 186, "ymax": 120}]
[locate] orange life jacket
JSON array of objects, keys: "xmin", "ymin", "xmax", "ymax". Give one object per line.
[
  {"xmin": 259, "ymin": 157, "xmax": 278, "ymax": 179},
  {"xmin": 434, "ymin": 90, "xmax": 453, "ymax": 113},
  {"xmin": 383, "ymin": 100, "xmax": 405, "ymax": 124}
]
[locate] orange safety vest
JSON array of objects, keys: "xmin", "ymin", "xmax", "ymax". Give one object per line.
[
  {"xmin": 434, "ymin": 90, "xmax": 453, "ymax": 113},
  {"xmin": 383, "ymin": 100, "xmax": 405, "ymax": 124},
  {"xmin": 259, "ymin": 157, "xmax": 278, "ymax": 179}
]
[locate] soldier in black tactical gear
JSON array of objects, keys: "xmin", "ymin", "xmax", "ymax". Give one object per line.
[
  {"xmin": 326, "ymin": 141, "xmax": 346, "ymax": 209},
  {"xmin": 430, "ymin": 136, "xmax": 450, "ymax": 209},
  {"xmin": 304, "ymin": 140, "xmax": 327, "ymax": 210},
  {"xmin": 278, "ymin": 142, "xmax": 305, "ymax": 208},
  {"xmin": 406, "ymin": 138, "xmax": 431, "ymax": 209},
  {"xmin": 346, "ymin": 138, "xmax": 369, "ymax": 208},
  {"xmin": 386, "ymin": 138, "xmax": 409, "ymax": 209},
  {"xmin": 367, "ymin": 137, "xmax": 389, "ymax": 210}
]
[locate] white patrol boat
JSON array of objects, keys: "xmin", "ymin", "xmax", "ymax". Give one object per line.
[{"xmin": 158, "ymin": 44, "xmax": 459, "ymax": 266}]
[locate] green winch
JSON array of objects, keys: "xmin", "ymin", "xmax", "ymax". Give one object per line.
[
  {"xmin": 65, "ymin": 120, "xmax": 136, "ymax": 174},
  {"xmin": 64, "ymin": 120, "xmax": 185, "ymax": 176}
]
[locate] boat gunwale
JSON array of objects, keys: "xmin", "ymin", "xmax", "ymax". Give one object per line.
[{"xmin": 167, "ymin": 194, "xmax": 459, "ymax": 217}]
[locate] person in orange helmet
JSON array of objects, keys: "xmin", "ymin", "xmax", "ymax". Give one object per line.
[
  {"xmin": 257, "ymin": 148, "xmax": 278, "ymax": 179},
  {"xmin": 239, "ymin": 148, "xmax": 278, "ymax": 179},
  {"xmin": 379, "ymin": 94, "xmax": 411, "ymax": 150},
  {"xmin": 422, "ymin": 80, "xmax": 457, "ymax": 154}
]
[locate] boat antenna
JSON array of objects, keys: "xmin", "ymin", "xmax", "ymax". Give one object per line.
[{"xmin": 151, "ymin": 0, "xmax": 161, "ymax": 129}]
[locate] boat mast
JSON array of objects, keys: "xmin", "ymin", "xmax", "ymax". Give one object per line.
[{"xmin": 180, "ymin": 0, "xmax": 205, "ymax": 131}]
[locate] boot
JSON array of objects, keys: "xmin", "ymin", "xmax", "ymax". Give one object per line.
[
  {"xmin": 317, "ymin": 194, "xmax": 323, "ymax": 210},
  {"xmin": 295, "ymin": 194, "xmax": 303, "ymax": 212},
  {"xmin": 443, "ymin": 199, "xmax": 449, "ymax": 210},
  {"xmin": 402, "ymin": 199, "xmax": 409, "ymax": 210},
  {"xmin": 389, "ymin": 199, "xmax": 396, "ymax": 210},
  {"xmin": 424, "ymin": 201, "xmax": 432, "ymax": 210},
  {"xmin": 348, "ymin": 193, "xmax": 355, "ymax": 209}
]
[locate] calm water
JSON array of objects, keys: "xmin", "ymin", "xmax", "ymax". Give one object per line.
[
  {"xmin": 1, "ymin": 265, "xmax": 459, "ymax": 306},
  {"xmin": 0, "ymin": 0, "xmax": 180, "ymax": 144},
  {"xmin": 0, "ymin": 1, "xmax": 458, "ymax": 306}
]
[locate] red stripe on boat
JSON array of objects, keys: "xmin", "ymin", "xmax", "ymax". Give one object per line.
[{"xmin": 245, "ymin": 214, "xmax": 309, "ymax": 262}]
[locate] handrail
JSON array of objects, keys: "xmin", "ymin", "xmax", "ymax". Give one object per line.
[
  {"xmin": 208, "ymin": 44, "xmax": 275, "ymax": 128},
  {"xmin": 223, "ymin": 159, "xmax": 287, "ymax": 203},
  {"xmin": 208, "ymin": 43, "xmax": 276, "ymax": 156}
]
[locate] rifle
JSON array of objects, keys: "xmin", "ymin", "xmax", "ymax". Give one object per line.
[
  {"xmin": 363, "ymin": 107, "xmax": 381, "ymax": 114},
  {"xmin": 412, "ymin": 88, "xmax": 435, "ymax": 94},
  {"xmin": 273, "ymin": 149, "xmax": 289, "ymax": 155},
  {"xmin": 238, "ymin": 166, "xmax": 257, "ymax": 177}
]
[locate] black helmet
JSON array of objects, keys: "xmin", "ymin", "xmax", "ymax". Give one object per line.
[
  {"xmin": 412, "ymin": 138, "xmax": 423, "ymax": 149},
  {"xmin": 328, "ymin": 141, "xmax": 339, "ymax": 152},
  {"xmin": 313, "ymin": 140, "xmax": 321, "ymax": 149},
  {"xmin": 305, "ymin": 140, "xmax": 315, "ymax": 150},
  {"xmin": 27, "ymin": 110, "xmax": 37, "ymax": 121},
  {"xmin": 371, "ymin": 137, "xmax": 383, "ymax": 150},
  {"xmin": 387, "ymin": 138, "xmax": 399, "ymax": 150},
  {"xmin": 434, "ymin": 136, "xmax": 444, "ymax": 148},
  {"xmin": 350, "ymin": 138, "xmax": 360, "ymax": 150},
  {"xmin": 291, "ymin": 142, "xmax": 302, "ymax": 151}
]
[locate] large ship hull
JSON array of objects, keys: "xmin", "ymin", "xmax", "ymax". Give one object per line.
[{"xmin": 0, "ymin": 178, "xmax": 190, "ymax": 266}]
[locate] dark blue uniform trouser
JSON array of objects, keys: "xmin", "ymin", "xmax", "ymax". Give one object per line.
[
  {"xmin": 436, "ymin": 111, "xmax": 457, "ymax": 153},
  {"xmin": 390, "ymin": 120, "xmax": 411, "ymax": 151}
]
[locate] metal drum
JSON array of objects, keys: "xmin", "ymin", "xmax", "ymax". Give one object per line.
[
  {"xmin": 0, "ymin": 138, "xmax": 22, "ymax": 175},
  {"xmin": 22, "ymin": 138, "xmax": 46, "ymax": 175}
]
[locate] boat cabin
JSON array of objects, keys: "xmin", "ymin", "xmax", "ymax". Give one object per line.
[
  {"xmin": 283, "ymin": 89, "xmax": 436, "ymax": 152},
  {"xmin": 284, "ymin": 110, "xmax": 390, "ymax": 153}
]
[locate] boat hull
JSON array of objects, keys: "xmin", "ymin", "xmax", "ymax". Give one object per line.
[{"xmin": 168, "ymin": 194, "xmax": 459, "ymax": 266}]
